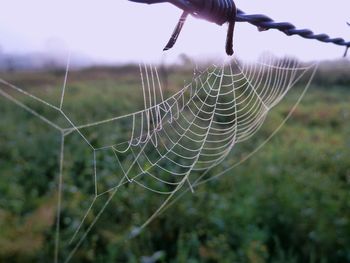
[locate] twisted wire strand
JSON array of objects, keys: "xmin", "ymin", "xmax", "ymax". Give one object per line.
[
  {"xmin": 128, "ymin": 0, "xmax": 350, "ymax": 55},
  {"xmin": 236, "ymin": 9, "xmax": 350, "ymax": 49}
]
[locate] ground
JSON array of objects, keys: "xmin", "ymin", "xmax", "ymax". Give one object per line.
[{"xmin": 0, "ymin": 61, "xmax": 349, "ymax": 263}]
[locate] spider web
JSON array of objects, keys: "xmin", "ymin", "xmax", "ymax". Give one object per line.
[{"xmin": 0, "ymin": 55, "xmax": 317, "ymax": 262}]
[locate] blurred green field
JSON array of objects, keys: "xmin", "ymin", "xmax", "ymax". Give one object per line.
[{"xmin": 0, "ymin": 61, "xmax": 349, "ymax": 263}]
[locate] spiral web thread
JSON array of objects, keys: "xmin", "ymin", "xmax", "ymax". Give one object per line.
[{"xmin": 0, "ymin": 56, "xmax": 317, "ymax": 262}]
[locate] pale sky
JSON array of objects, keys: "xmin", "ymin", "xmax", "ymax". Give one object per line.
[{"xmin": 0, "ymin": 0, "xmax": 349, "ymax": 64}]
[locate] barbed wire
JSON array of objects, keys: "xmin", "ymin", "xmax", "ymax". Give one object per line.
[
  {"xmin": 128, "ymin": 0, "xmax": 350, "ymax": 56},
  {"xmin": 236, "ymin": 9, "xmax": 350, "ymax": 57}
]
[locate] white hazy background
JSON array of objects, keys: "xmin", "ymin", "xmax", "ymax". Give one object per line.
[{"xmin": 0, "ymin": 0, "xmax": 349, "ymax": 64}]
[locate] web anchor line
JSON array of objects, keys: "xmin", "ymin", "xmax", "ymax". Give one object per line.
[{"xmin": 128, "ymin": 0, "xmax": 350, "ymax": 57}]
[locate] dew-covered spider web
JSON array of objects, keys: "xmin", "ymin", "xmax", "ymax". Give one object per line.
[{"xmin": 0, "ymin": 55, "xmax": 317, "ymax": 262}]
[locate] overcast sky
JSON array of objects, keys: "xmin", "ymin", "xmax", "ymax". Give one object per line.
[{"xmin": 0, "ymin": 0, "xmax": 349, "ymax": 64}]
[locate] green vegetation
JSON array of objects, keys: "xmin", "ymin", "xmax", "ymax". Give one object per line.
[{"xmin": 0, "ymin": 61, "xmax": 349, "ymax": 263}]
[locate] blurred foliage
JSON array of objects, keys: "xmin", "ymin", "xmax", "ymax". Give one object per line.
[{"xmin": 0, "ymin": 60, "xmax": 349, "ymax": 263}]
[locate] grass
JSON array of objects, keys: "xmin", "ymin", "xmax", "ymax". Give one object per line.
[{"xmin": 0, "ymin": 62, "xmax": 349, "ymax": 263}]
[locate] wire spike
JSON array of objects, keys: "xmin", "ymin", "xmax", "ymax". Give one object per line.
[
  {"xmin": 164, "ymin": 11, "xmax": 188, "ymax": 51},
  {"xmin": 344, "ymin": 22, "xmax": 350, "ymax": 57}
]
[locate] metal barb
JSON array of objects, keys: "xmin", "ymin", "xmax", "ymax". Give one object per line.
[
  {"xmin": 344, "ymin": 47, "xmax": 349, "ymax": 58},
  {"xmin": 164, "ymin": 11, "xmax": 189, "ymax": 51},
  {"xmin": 345, "ymin": 22, "xmax": 350, "ymax": 57},
  {"xmin": 164, "ymin": 0, "xmax": 237, "ymax": 56},
  {"xmin": 129, "ymin": 0, "xmax": 237, "ymax": 56}
]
